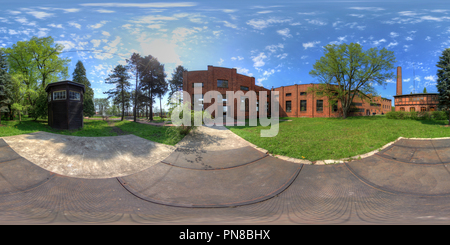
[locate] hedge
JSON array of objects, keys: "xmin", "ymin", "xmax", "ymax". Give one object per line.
[{"xmin": 386, "ymin": 110, "xmax": 449, "ymax": 120}]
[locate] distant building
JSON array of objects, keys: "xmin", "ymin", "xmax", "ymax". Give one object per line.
[
  {"xmin": 183, "ymin": 65, "xmax": 392, "ymax": 119},
  {"xmin": 393, "ymin": 66, "xmax": 439, "ymax": 112}
]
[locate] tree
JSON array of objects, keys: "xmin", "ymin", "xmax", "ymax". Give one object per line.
[
  {"xmin": 104, "ymin": 65, "xmax": 131, "ymax": 121},
  {"xmin": 423, "ymin": 87, "xmax": 427, "ymax": 93},
  {"xmin": 4, "ymin": 36, "xmax": 70, "ymax": 119},
  {"xmin": 72, "ymin": 60, "xmax": 95, "ymax": 117},
  {"xmin": 0, "ymin": 49, "xmax": 13, "ymax": 124},
  {"xmin": 9, "ymin": 73, "xmax": 27, "ymax": 122},
  {"xmin": 138, "ymin": 55, "xmax": 165, "ymax": 121},
  {"xmin": 126, "ymin": 52, "xmax": 142, "ymax": 122},
  {"xmin": 436, "ymin": 48, "xmax": 450, "ymax": 125},
  {"xmin": 168, "ymin": 65, "xmax": 187, "ymax": 103},
  {"xmin": 309, "ymin": 42, "xmax": 396, "ymax": 119}
]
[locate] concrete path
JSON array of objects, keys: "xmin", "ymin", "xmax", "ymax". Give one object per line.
[{"xmin": 2, "ymin": 126, "xmax": 450, "ymax": 224}]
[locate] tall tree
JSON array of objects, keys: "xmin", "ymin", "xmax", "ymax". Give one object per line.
[
  {"xmin": 126, "ymin": 52, "xmax": 142, "ymax": 122},
  {"xmin": 168, "ymin": 65, "xmax": 187, "ymax": 103},
  {"xmin": 309, "ymin": 42, "xmax": 396, "ymax": 119},
  {"xmin": 436, "ymin": 48, "xmax": 450, "ymax": 125},
  {"xmin": 72, "ymin": 60, "xmax": 95, "ymax": 117},
  {"xmin": 138, "ymin": 55, "xmax": 165, "ymax": 121},
  {"xmin": 104, "ymin": 65, "xmax": 131, "ymax": 121},
  {"xmin": 0, "ymin": 49, "xmax": 13, "ymax": 124}
]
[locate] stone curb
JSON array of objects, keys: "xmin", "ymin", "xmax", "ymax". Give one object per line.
[{"xmin": 224, "ymin": 128, "xmax": 450, "ymax": 165}]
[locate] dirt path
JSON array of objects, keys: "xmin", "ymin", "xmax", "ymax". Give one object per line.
[{"xmin": 107, "ymin": 120, "xmax": 130, "ymax": 135}]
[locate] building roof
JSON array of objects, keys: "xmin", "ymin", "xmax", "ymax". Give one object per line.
[
  {"xmin": 393, "ymin": 93, "xmax": 438, "ymax": 97},
  {"xmin": 45, "ymin": 80, "xmax": 85, "ymax": 93}
]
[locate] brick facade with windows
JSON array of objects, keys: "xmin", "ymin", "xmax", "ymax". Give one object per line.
[
  {"xmin": 393, "ymin": 66, "xmax": 439, "ymax": 112},
  {"xmin": 183, "ymin": 66, "xmax": 392, "ymax": 119}
]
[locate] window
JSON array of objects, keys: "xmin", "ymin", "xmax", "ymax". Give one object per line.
[
  {"xmin": 286, "ymin": 93, "xmax": 291, "ymax": 97},
  {"xmin": 430, "ymin": 107, "xmax": 435, "ymax": 111},
  {"xmin": 240, "ymin": 96, "xmax": 249, "ymax": 111},
  {"xmin": 300, "ymin": 92, "xmax": 307, "ymax": 96},
  {"xmin": 316, "ymin": 100, "xmax": 323, "ymax": 112},
  {"xmin": 193, "ymin": 94, "xmax": 204, "ymax": 110},
  {"xmin": 240, "ymin": 86, "xmax": 249, "ymax": 91},
  {"xmin": 217, "ymin": 79, "xmax": 228, "ymax": 88},
  {"xmin": 333, "ymin": 103, "xmax": 338, "ymax": 112},
  {"xmin": 219, "ymin": 94, "xmax": 227, "ymax": 102},
  {"xmin": 400, "ymin": 107, "xmax": 405, "ymax": 111},
  {"xmin": 420, "ymin": 107, "xmax": 426, "ymax": 112},
  {"xmin": 192, "ymin": 83, "xmax": 204, "ymax": 87},
  {"xmin": 53, "ymin": 90, "xmax": 66, "ymax": 100},
  {"xmin": 316, "ymin": 92, "xmax": 323, "ymax": 96},
  {"xmin": 410, "ymin": 107, "xmax": 415, "ymax": 112},
  {"xmin": 352, "ymin": 102, "xmax": 363, "ymax": 107},
  {"xmin": 300, "ymin": 100, "xmax": 307, "ymax": 111},
  {"xmin": 286, "ymin": 101, "xmax": 291, "ymax": 112},
  {"xmin": 69, "ymin": 91, "xmax": 80, "ymax": 100}
]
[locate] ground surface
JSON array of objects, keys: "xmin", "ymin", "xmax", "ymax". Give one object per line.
[{"xmin": 1, "ymin": 125, "xmax": 450, "ymax": 224}]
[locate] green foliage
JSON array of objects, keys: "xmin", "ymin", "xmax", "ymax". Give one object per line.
[
  {"xmin": 104, "ymin": 64, "xmax": 131, "ymax": 120},
  {"xmin": 28, "ymin": 88, "xmax": 48, "ymax": 120},
  {"xmin": 436, "ymin": 48, "xmax": 450, "ymax": 124},
  {"xmin": 168, "ymin": 65, "xmax": 187, "ymax": 103},
  {"xmin": 0, "ymin": 49, "xmax": 13, "ymax": 124},
  {"xmin": 309, "ymin": 42, "xmax": 396, "ymax": 118},
  {"xmin": 386, "ymin": 110, "xmax": 448, "ymax": 120},
  {"xmin": 72, "ymin": 60, "xmax": 95, "ymax": 117}
]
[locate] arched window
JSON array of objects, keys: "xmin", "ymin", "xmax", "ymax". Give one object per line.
[{"xmin": 400, "ymin": 107, "xmax": 405, "ymax": 111}]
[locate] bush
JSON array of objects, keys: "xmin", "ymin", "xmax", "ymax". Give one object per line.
[{"xmin": 387, "ymin": 110, "xmax": 448, "ymax": 120}]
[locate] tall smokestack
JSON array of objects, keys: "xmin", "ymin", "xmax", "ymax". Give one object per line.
[{"xmin": 396, "ymin": 66, "xmax": 402, "ymax": 95}]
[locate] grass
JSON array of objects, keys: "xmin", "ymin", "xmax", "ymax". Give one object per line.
[
  {"xmin": 225, "ymin": 116, "xmax": 450, "ymax": 162},
  {"xmin": 0, "ymin": 116, "xmax": 184, "ymax": 146},
  {"xmin": 115, "ymin": 120, "xmax": 183, "ymax": 145}
]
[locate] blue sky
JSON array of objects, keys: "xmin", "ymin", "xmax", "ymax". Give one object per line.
[{"xmin": 1, "ymin": 0, "xmax": 450, "ymax": 108}]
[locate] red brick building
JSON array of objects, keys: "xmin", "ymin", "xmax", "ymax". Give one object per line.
[
  {"xmin": 183, "ymin": 65, "xmax": 392, "ymax": 118},
  {"xmin": 275, "ymin": 84, "xmax": 392, "ymax": 118},
  {"xmin": 182, "ymin": 65, "xmax": 271, "ymax": 118},
  {"xmin": 393, "ymin": 66, "xmax": 439, "ymax": 112}
]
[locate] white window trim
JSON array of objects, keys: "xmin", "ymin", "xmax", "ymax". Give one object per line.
[{"xmin": 53, "ymin": 90, "xmax": 66, "ymax": 100}]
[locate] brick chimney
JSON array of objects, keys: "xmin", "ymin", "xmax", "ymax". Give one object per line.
[{"xmin": 396, "ymin": 66, "xmax": 402, "ymax": 95}]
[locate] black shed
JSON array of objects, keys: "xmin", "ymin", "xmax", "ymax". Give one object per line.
[{"xmin": 45, "ymin": 80, "xmax": 85, "ymax": 130}]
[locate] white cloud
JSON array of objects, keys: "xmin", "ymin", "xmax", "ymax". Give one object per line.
[
  {"xmin": 406, "ymin": 36, "xmax": 413, "ymax": 41},
  {"xmin": 276, "ymin": 53, "xmax": 288, "ymax": 59},
  {"xmin": 80, "ymin": 3, "xmax": 197, "ymax": 8},
  {"xmin": 246, "ymin": 17, "xmax": 291, "ymax": 30},
  {"xmin": 218, "ymin": 58, "xmax": 224, "ymax": 66},
  {"xmin": 305, "ymin": 19, "xmax": 327, "ymax": 25},
  {"xmin": 390, "ymin": 32, "xmax": 399, "ymax": 38},
  {"xmin": 302, "ymin": 41, "xmax": 320, "ymax": 49},
  {"xmin": 171, "ymin": 27, "xmax": 200, "ymax": 43},
  {"xmin": 231, "ymin": 56, "xmax": 244, "ymax": 61},
  {"xmin": 68, "ymin": 22, "xmax": 81, "ymax": 29},
  {"xmin": 252, "ymin": 52, "xmax": 267, "ymax": 68},
  {"xmin": 140, "ymin": 38, "xmax": 182, "ymax": 65},
  {"xmin": 265, "ymin": 43, "xmax": 284, "ymax": 53},
  {"xmin": 222, "ymin": 21, "xmax": 238, "ymax": 29},
  {"xmin": 147, "ymin": 24, "xmax": 162, "ymax": 29},
  {"xmin": 349, "ymin": 7, "xmax": 384, "ymax": 11},
  {"xmin": 36, "ymin": 28, "xmax": 49, "ymax": 37},
  {"xmin": 258, "ymin": 10, "xmax": 273, "ymax": 14},
  {"xmin": 387, "ymin": 42, "xmax": 398, "ymax": 48},
  {"xmin": 102, "ymin": 31, "xmax": 110, "ymax": 36},
  {"xmin": 88, "ymin": 21, "xmax": 109, "ymax": 29},
  {"xmin": 27, "ymin": 11, "xmax": 54, "ymax": 19},
  {"xmin": 235, "ymin": 67, "xmax": 253, "ymax": 77},
  {"xmin": 349, "ymin": 14, "xmax": 365, "ymax": 18},
  {"xmin": 373, "ymin": 39, "xmax": 386, "ymax": 45},
  {"xmin": 425, "ymin": 36, "xmax": 431, "ymax": 41},
  {"xmin": 91, "ymin": 39, "xmax": 102, "ymax": 48},
  {"xmin": 277, "ymin": 28, "xmax": 292, "ymax": 38},
  {"xmin": 424, "ymin": 75, "xmax": 437, "ymax": 82},
  {"xmin": 96, "ymin": 9, "xmax": 115, "ymax": 13},
  {"xmin": 62, "ymin": 8, "xmax": 80, "ymax": 13},
  {"xmin": 56, "ymin": 40, "xmax": 76, "ymax": 51},
  {"xmin": 48, "ymin": 23, "xmax": 63, "ymax": 28}
]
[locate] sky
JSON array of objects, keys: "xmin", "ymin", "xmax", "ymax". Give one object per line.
[{"xmin": 1, "ymin": 0, "xmax": 450, "ymax": 108}]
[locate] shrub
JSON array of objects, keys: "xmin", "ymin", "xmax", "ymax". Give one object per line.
[
  {"xmin": 387, "ymin": 110, "xmax": 448, "ymax": 121},
  {"xmin": 409, "ymin": 111, "xmax": 418, "ymax": 120},
  {"xmin": 417, "ymin": 111, "xmax": 431, "ymax": 120},
  {"xmin": 432, "ymin": 111, "xmax": 448, "ymax": 120}
]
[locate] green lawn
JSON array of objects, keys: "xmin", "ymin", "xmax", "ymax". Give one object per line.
[
  {"xmin": 225, "ymin": 116, "xmax": 450, "ymax": 161},
  {"xmin": 0, "ymin": 116, "xmax": 184, "ymax": 146}
]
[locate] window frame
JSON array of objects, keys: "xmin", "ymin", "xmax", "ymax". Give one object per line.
[
  {"xmin": 53, "ymin": 90, "xmax": 66, "ymax": 101},
  {"xmin": 300, "ymin": 100, "xmax": 307, "ymax": 112},
  {"xmin": 69, "ymin": 90, "xmax": 81, "ymax": 101},
  {"xmin": 316, "ymin": 100, "xmax": 323, "ymax": 112},
  {"xmin": 286, "ymin": 100, "xmax": 292, "ymax": 112},
  {"xmin": 217, "ymin": 79, "xmax": 229, "ymax": 88}
]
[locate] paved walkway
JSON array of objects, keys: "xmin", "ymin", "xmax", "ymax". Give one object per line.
[{"xmin": 1, "ymin": 126, "xmax": 450, "ymax": 224}]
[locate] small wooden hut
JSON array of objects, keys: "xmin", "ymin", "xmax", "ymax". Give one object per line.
[{"xmin": 45, "ymin": 80, "xmax": 85, "ymax": 130}]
